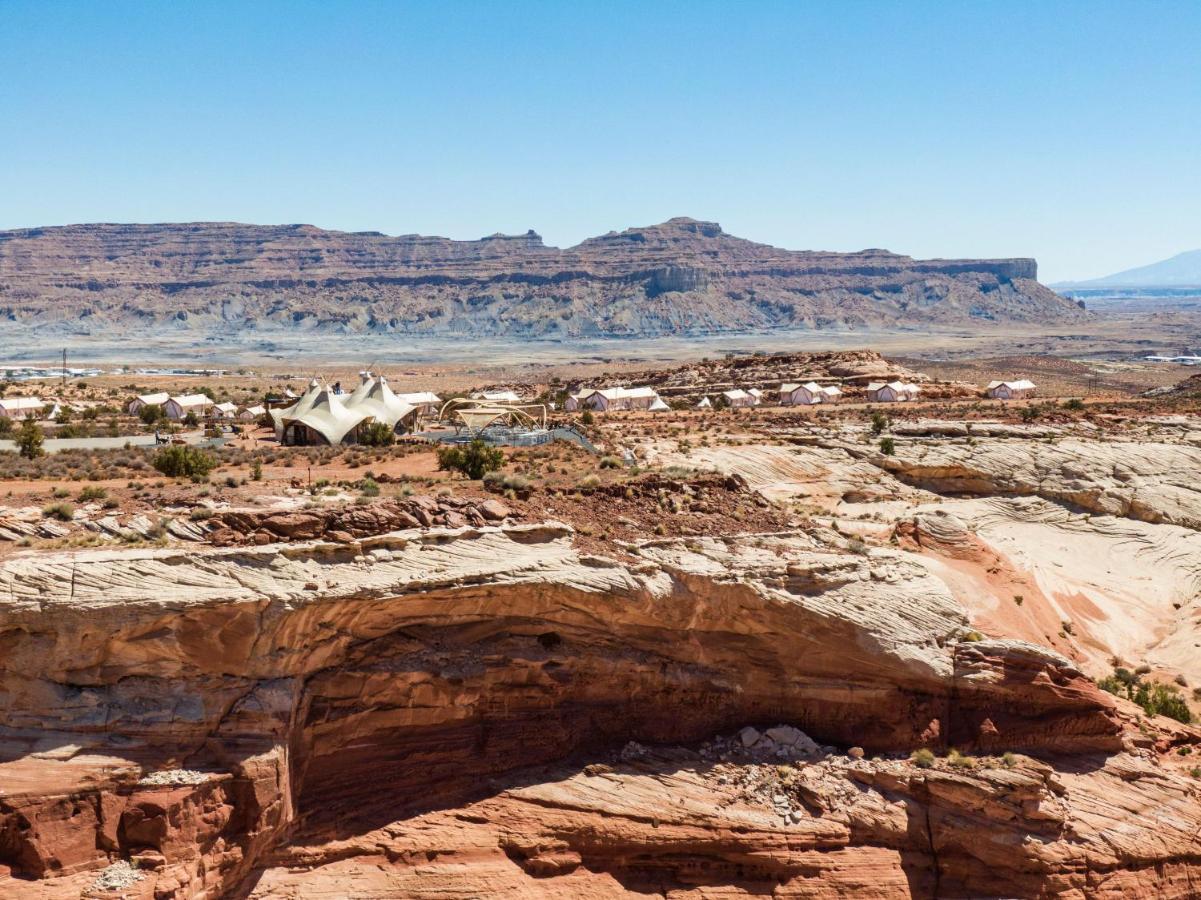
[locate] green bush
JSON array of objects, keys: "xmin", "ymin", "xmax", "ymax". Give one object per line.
[
  {"xmin": 1098, "ymin": 668, "xmax": 1191, "ymax": 723},
  {"xmin": 359, "ymin": 477, "xmax": 380, "ymax": 497},
  {"xmin": 879, "ymin": 436, "xmax": 896, "ymax": 456},
  {"xmin": 358, "ymin": 421, "xmax": 395, "ymax": 447},
  {"xmin": 251, "ymin": 459, "xmax": 263, "ymax": 481},
  {"xmin": 139, "ymin": 404, "xmax": 167, "ymax": 425},
  {"xmin": 579, "ymin": 409, "xmax": 594, "ymax": 425},
  {"xmin": 599, "ymin": 455, "xmax": 622, "ymax": 469},
  {"xmin": 152, "ymin": 445, "xmax": 217, "ymax": 479},
  {"xmin": 436, "ymin": 440, "xmax": 504, "ymax": 480},
  {"xmin": 16, "ymin": 419, "xmax": 44, "ymax": 459},
  {"xmin": 77, "ymin": 486, "xmax": 107, "ymax": 502}
]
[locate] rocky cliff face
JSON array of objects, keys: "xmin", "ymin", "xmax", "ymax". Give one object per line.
[
  {"xmin": 0, "ymin": 218, "xmax": 1084, "ymax": 338},
  {"xmin": 1, "ymin": 517, "xmax": 1196, "ymax": 898}
]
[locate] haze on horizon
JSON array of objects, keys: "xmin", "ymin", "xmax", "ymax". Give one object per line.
[{"xmin": 1, "ymin": 0, "xmax": 1198, "ymax": 284}]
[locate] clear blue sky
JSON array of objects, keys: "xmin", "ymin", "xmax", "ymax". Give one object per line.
[{"xmin": 1, "ymin": 0, "xmax": 1197, "ymax": 282}]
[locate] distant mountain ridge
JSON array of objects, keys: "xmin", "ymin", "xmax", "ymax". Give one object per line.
[
  {"xmin": 1055, "ymin": 249, "xmax": 1201, "ymax": 292},
  {"xmin": 0, "ymin": 217, "xmax": 1086, "ymax": 338}
]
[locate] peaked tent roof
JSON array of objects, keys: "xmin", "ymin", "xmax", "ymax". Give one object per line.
[
  {"xmin": 286, "ymin": 386, "xmax": 371, "ymax": 445},
  {"xmin": 346, "ymin": 375, "xmax": 416, "ymax": 428},
  {"xmin": 648, "ymin": 396, "xmax": 670, "ymax": 411}
]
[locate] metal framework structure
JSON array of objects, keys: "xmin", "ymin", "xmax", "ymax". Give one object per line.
[{"xmin": 437, "ymin": 397, "xmax": 548, "ymax": 435}]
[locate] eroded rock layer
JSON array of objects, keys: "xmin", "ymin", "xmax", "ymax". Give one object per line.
[
  {"xmin": 1, "ymin": 518, "xmax": 1195, "ymax": 899},
  {"xmin": 0, "ymin": 218, "xmax": 1085, "ymax": 337}
]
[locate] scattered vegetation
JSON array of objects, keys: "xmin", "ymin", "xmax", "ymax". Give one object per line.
[{"xmin": 1098, "ymin": 666, "xmax": 1191, "ymax": 723}]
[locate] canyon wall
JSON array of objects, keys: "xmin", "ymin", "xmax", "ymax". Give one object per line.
[
  {"xmin": 0, "ymin": 218, "xmax": 1084, "ymax": 338},
  {"xmin": 3, "ymin": 522, "xmax": 1194, "ymax": 898}
]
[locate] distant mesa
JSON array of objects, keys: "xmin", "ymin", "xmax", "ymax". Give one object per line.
[{"xmin": 0, "ymin": 217, "xmax": 1085, "ymax": 338}]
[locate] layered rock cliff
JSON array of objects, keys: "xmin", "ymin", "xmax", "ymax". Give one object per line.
[
  {"xmin": 1, "ymin": 518, "xmax": 1196, "ymax": 898},
  {"xmin": 0, "ymin": 218, "xmax": 1085, "ymax": 338}
]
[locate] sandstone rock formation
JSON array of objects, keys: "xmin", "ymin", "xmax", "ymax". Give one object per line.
[
  {"xmin": 0, "ymin": 218, "xmax": 1086, "ymax": 338},
  {"xmin": 5, "ymin": 519, "xmax": 1191, "ymax": 898}
]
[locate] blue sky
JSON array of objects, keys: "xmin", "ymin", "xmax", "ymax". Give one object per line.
[{"xmin": 1, "ymin": 1, "xmax": 1197, "ymax": 282}]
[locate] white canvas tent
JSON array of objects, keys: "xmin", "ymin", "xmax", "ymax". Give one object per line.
[
  {"xmin": 0, "ymin": 397, "xmax": 45, "ymax": 419},
  {"xmin": 986, "ymin": 379, "xmax": 1036, "ymax": 400},
  {"xmin": 865, "ymin": 381, "xmax": 921, "ymax": 403},
  {"xmin": 722, "ymin": 389, "xmax": 757, "ymax": 408},
  {"xmin": 127, "ymin": 392, "xmax": 170, "ymax": 415},
  {"xmin": 696, "ymin": 396, "xmax": 712, "ymax": 409},
  {"xmin": 163, "ymin": 394, "xmax": 214, "ymax": 420}
]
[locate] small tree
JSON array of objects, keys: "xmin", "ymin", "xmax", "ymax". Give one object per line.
[
  {"xmin": 879, "ymin": 436, "xmax": 896, "ymax": 456},
  {"xmin": 437, "ymin": 439, "xmax": 504, "ymax": 480},
  {"xmin": 580, "ymin": 409, "xmax": 595, "ymax": 426},
  {"xmin": 140, "ymin": 404, "xmax": 166, "ymax": 425},
  {"xmin": 152, "ymin": 444, "xmax": 217, "ymax": 479},
  {"xmin": 870, "ymin": 410, "xmax": 889, "ymax": 435},
  {"xmin": 16, "ymin": 419, "xmax": 44, "ymax": 459},
  {"xmin": 182, "ymin": 411, "xmax": 199, "ymax": 427}
]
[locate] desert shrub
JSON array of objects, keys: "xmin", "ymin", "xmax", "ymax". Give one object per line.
[
  {"xmin": 358, "ymin": 421, "xmax": 395, "ymax": 447},
  {"xmin": 579, "ymin": 410, "xmax": 594, "ymax": 425},
  {"xmin": 437, "ymin": 440, "xmax": 504, "ymax": 480},
  {"xmin": 879, "ymin": 436, "xmax": 895, "ymax": 456},
  {"xmin": 578, "ymin": 474, "xmax": 601, "ymax": 490},
  {"xmin": 910, "ymin": 748, "xmax": 935, "ymax": 768},
  {"xmin": 0, "ymin": 416, "xmax": 11, "ymax": 435},
  {"xmin": 1063, "ymin": 398, "xmax": 1085, "ymax": 411},
  {"xmin": 182, "ymin": 411, "xmax": 199, "ymax": 427},
  {"xmin": 152, "ymin": 445, "xmax": 217, "ymax": 479},
  {"xmin": 42, "ymin": 501, "xmax": 75, "ymax": 521},
  {"xmin": 870, "ymin": 411, "xmax": 889, "ymax": 435},
  {"xmin": 77, "ymin": 486, "xmax": 107, "ymax": 502},
  {"xmin": 251, "ymin": 459, "xmax": 263, "ymax": 481},
  {"xmin": 138, "ymin": 403, "xmax": 165, "ymax": 425},
  {"xmin": 189, "ymin": 507, "xmax": 214, "ymax": 521},
  {"xmin": 1098, "ymin": 667, "xmax": 1191, "ymax": 723},
  {"xmin": 16, "ymin": 419, "xmax": 44, "ymax": 459},
  {"xmin": 946, "ymin": 749, "xmax": 975, "ymax": 769},
  {"xmin": 599, "ymin": 455, "xmax": 622, "ymax": 469},
  {"xmin": 359, "ymin": 477, "xmax": 380, "ymax": 497}
]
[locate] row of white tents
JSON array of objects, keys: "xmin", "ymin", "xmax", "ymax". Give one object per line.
[
  {"xmin": 127, "ymin": 392, "xmax": 265, "ymax": 422},
  {"xmin": 564, "ymin": 377, "xmax": 1037, "ymax": 411}
]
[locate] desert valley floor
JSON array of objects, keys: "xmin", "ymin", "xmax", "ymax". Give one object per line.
[{"xmin": 2, "ymin": 332, "xmax": 1201, "ymax": 899}]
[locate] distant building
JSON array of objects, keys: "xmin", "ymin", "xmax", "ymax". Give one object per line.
[
  {"xmin": 393, "ymin": 390, "xmax": 442, "ymax": 416},
  {"xmin": 568, "ymin": 386, "xmax": 663, "ymax": 412},
  {"xmin": 471, "ymin": 390, "xmax": 523, "ymax": 403},
  {"xmin": 211, "ymin": 402, "xmax": 238, "ymax": 419},
  {"xmin": 0, "ymin": 397, "xmax": 45, "ymax": 419},
  {"xmin": 722, "ymin": 389, "xmax": 758, "ymax": 408},
  {"xmin": 126, "ymin": 392, "xmax": 170, "ymax": 415},
  {"xmin": 986, "ymin": 379, "xmax": 1036, "ymax": 400},
  {"xmin": 239, "ymin": 405, "xmax": 266, "ymax": 421},
  {"xmin": 779, "ymin": 382, "xmax": 842, "ymax": 405},
  {"xmin": 163, "ymin": 394, "xmax": 215, "ymax": 420},
  {"xmin": 865, "ymin": 381, "xmax": 921, "ymax": 403}
]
